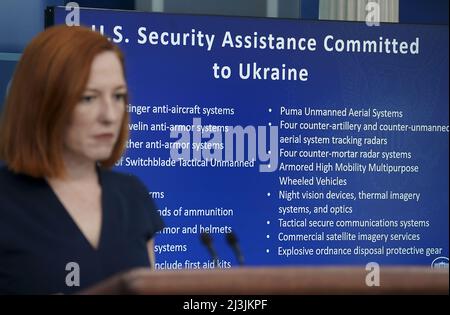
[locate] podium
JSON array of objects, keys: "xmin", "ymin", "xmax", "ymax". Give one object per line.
[{"xmin": 79, "ymin": 266, "xmax": 449, "ymax": 295}]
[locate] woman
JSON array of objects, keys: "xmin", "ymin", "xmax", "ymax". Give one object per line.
[{"xmin": 0, "ymin": 25, "xmax": 164, "ymax": 294}]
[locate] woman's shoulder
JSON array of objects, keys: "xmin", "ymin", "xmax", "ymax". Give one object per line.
[
  {"xmin": 0, "ymin": 164, "xmax": 8, "ymax": 177},
  {"xmin": 0, "ymin": 164, "xmax": 40, "ymax": 188},
  {"xmin": 0, "ymin": 165, "xmax": 48, "ymax": 214},
  {"xmin": 100, "ymin": 168, "xmax": 164, "ymax": 231},
  {"xmin": 0, "ymin": 164, "xmax": 14, "ymax": 180},
  {"xmin": 99, "ymin": 168, "xmax": 149, "ymax": 195}
]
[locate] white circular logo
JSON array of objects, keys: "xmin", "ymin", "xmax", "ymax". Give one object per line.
[{"xmin": 431, "ymin": 256, "xmax": 449, "ymax": 269}]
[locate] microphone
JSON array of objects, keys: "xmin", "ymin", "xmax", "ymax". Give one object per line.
[
  {"xmin": 226, "ymin": 231, "xmax": 245, "ymax": 266},
  {"xmin": 200, "ymin": 232, "xmax": 219, "ymax": 268}
]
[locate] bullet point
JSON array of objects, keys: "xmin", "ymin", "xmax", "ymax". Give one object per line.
[
  {"xmin": 266, "ymin": 220, "xmax": 270, "ymax": 225},
  {"xmin": 266, "ymin": 235, "xmax": 270, "ymax": 239},
  {"xmin": 266, "ymin": 249, "xmax": 270, "ymax": 253},
  {"xmin": 267, "ymin": 192, "xmax": 271, "ymax": 197},
  {"xmin": 268, "ymin": 108, "xmax": 272, "ymax": 113}
]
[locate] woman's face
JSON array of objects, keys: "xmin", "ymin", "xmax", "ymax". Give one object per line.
[{"xmin": 63, "ymin": 51, "xmax": 126, "ymax": 164}]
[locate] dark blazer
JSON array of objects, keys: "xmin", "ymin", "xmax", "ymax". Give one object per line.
[{"xmin": 0, "ymin": 166, "xmax": 164, "ymax": 294}]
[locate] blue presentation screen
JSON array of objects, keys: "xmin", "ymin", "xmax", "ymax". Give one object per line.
[{"xmin": 52, "ymin": 7, "xmax": 448, "ymax": 269}]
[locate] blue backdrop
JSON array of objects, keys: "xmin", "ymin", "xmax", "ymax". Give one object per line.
[{"xmin": 50, "ymin": 7, "xmax": 449, "ymax": 268}]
